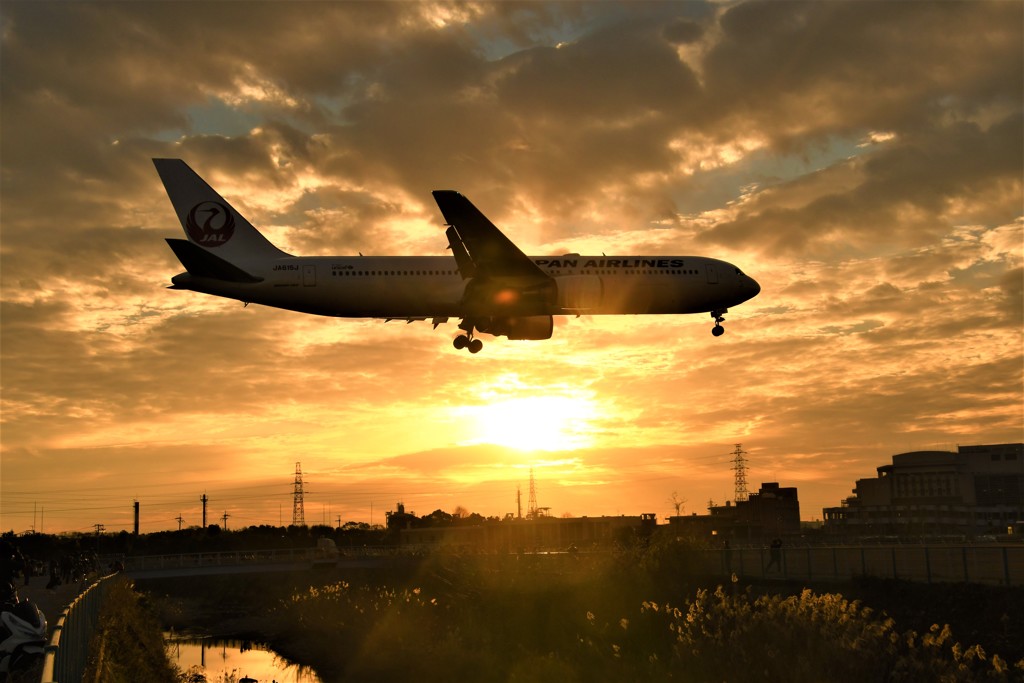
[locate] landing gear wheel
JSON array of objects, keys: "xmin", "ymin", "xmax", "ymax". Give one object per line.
[
  {"xmin": 453, "ymin": 335, "xmax": 469, "ymax": 350},
  {"xmin": 468, "ymin": 339, "xmax": 483, "ymax": 354},
  {"xmin": 710, "ymin": 309, "xmax": 727, "ymax": 337}
]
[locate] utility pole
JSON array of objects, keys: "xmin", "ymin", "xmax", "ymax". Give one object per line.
[
  {"xmin": 732, "ymin": 444, "xmax": 749, "ymax": 503},
  {"xmin": 133, "ymin": 499, "xmax": 140, "ymax": 535},
  {"xmin": 93, "ymin": 523, "xmax": 105, "ymax": 535},
  {"xmin": 221, "ymin": 511, "xmax": 230, "ymax": 530},
  {"xmin": 175, "ymin": 515, "xmax": 185, "ymax": 531},
  {"xmin": 200, "ymin": 493, "xmax": 209, "ymax": 528}
]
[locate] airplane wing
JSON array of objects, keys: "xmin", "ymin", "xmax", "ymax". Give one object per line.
[{"xmin": 432, "ymin": 191, "xmax": 551, "ymax": 283}]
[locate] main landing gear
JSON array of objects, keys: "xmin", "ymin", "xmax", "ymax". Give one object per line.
[
  {"xmin": 711, "ymin": 309, "xmax": 727, "ymax": 337},
  {"xmin": 453, "ymin": 319, "xmax": 484, "ymax": 353}
]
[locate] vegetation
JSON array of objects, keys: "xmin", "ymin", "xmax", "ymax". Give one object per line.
[
  {"xmin": 81, "ymin": 577, "xmax": 179, "ymax": 683},
  {"xmin": 142, "ymin": 537, "xmax": 1024, "ymax": 682}
]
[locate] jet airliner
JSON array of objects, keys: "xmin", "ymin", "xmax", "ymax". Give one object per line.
[{"xmin": 154, "ymin": 159, "xmax": 760, "ymax": 353}]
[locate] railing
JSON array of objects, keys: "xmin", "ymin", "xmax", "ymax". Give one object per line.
[
  {"xmin": 115, "ymin": 545, "xmax": 401, "ymax": 573},
  {"xmin": 121, "ymin": 547, "xmax": 316, "ymax": 571},
  {"xmin": 39, "ymin": 574, "xmax": 115, "ymax": 683},
  {"xmin": 702, "ymin": 544, "xmax": 1024, "ymax": 586}
]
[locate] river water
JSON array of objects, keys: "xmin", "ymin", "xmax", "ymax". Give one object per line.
[{"xmin": 165, "ymin": 635, "xmax": 322, "ymax": 683}]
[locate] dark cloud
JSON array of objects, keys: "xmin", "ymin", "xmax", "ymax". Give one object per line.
[
  {"xmin": 704, "ymin": 1, "xmax": 1023, "ymax": 146},
  {"xmin": 701, "ymin": 114, "xmax": 1023, "ymax": 257},
  {"xmin": 663, "ymin": 18, "xmax": 704, "ymax": 45}
]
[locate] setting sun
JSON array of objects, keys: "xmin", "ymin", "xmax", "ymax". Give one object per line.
[{"xmin": 457, "ymin": 395, "xmax": 600, "ymax": 452}]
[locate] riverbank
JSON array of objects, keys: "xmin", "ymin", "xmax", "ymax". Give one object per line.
[{"xmin": 82, "ymin": 577, "xmax": 178, "ymax": 683}]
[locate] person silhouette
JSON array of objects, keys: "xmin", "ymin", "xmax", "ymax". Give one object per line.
[{"xmin": 766, "ymin": 538, "xmax": 782, "ymax": 573}]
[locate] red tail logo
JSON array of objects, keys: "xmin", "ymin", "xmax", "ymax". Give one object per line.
[{"xmin": 186, "ymin": 201, "xmax": 235, "ymax": 247}]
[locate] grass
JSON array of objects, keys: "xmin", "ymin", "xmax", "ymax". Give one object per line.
[{"xmin": 81, "ymin": 577, "xmax": 179, "ymax": 683}]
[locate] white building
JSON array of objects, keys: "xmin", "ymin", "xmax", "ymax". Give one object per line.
[{"xmin": 823, "ymin": 443, "xmax": 1023, "ymax": 537}]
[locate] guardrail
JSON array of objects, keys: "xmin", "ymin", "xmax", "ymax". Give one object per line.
[{"xmin": 39, "ymin": 574, "xmax": 115, "ymax": 683}]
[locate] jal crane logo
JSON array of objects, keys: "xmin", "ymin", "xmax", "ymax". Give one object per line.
[{"xmin": 185, "ymin": 201, "xmax": 235, "ymax": 247}]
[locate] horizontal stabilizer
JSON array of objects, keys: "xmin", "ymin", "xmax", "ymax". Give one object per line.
[{"xmin": 166, "ymin": 239, "xmax": 263, "ymax": 283}]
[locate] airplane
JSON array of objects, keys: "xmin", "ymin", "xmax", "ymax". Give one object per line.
[{"xmin": 154, "ymin": 158, "xmax": 760, "ymax": 353}]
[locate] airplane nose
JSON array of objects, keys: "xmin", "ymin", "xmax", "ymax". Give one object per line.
[{"xmin": 745, "ymin": 275, "xmax": 761, "ymax": 300}]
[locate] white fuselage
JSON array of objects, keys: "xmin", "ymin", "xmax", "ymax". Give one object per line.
[{"xmin": 171, "ymin": 254, "xmax": 761, "ymax": 319}]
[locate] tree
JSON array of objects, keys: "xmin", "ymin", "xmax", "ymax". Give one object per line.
[
  {"xmin": 669, "ymin": 491, "xmax": 687, "ymax": 516},
  {"xmin": 424, "ymin": 509, "xmax": 453, "ymax": 526}
]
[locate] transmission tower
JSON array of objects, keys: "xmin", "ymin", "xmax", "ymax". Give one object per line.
[
  {"xmin": 527, "ymin": 467, "xmax": 538, "ymax": 519},
  {"xmin": 292, "ymin": 461, "xmax": 306, "ymax": 526},
  {"xmin": 731, "ymin": 443, "xmax": 749, "ymax": 502}
]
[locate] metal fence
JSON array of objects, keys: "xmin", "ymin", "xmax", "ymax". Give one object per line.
[
  {"xmin": 701, "ymin": 544, "xmax": 1024, "ymax": 586},
  {"xmin": 39, "ymin": 575, "xmax": 114, "ymax": 683}
]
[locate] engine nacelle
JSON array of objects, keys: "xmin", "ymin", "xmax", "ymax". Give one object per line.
[
  {"xmin": 479, "ymin": 315, "xmax": 553, "ymax": 340},
  {"xmin": 556, "ymin": 275, "xmax": 603, "ymax": 311}
]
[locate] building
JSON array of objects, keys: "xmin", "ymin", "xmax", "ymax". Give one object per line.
[
  {"xmin": 668, "ymin": 482, "xmax": 801, "ymax": 541},
  {"xmin": 823, "ymin": 443, "xmax": 1023, "ymax": 537}
]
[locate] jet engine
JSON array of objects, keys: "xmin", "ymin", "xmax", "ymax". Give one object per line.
[
  {"xmin": 556, "ymin": 275, "xmax": 603, "ymax": 311},
  {"xmin": 477, "ymin": 315, "xmax": 553, "ymax": 340}
]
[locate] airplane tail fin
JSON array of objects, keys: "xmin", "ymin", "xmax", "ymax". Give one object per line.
[{"xmin": 153, "ymin": 158, "xmax": 290, "ymax": 264}]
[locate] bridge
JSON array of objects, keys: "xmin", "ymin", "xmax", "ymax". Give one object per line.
[
  {"xmin": 94, "ymin": 542, "xmax": 1024, "ymax": 585},
  {"xmin": 118, "ymin": 546, "xmax": 406, "ymax": 579}
]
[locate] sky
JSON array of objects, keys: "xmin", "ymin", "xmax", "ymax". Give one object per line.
[{"xmin": 1, "ymin": 1, "xmax": 1021, "ymax": 535}]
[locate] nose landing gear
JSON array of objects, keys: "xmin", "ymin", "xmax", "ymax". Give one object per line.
[{"xmin": 711, "ymin": 309, "xmax": 727, "ymax": 337}]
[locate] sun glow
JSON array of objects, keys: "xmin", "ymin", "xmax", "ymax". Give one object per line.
[{"xmin": 458, "ymin": 395, "xmax": 600, "ymax": 452}]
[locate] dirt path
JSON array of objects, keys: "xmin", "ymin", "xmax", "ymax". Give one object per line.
[{"xmin": 18, "ymin": 574, "xmax": 94, "ymax": 636}]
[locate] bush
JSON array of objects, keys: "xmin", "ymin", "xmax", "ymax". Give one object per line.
[{"xmin": 582, "ymin": 586, "xmax": 1024, "ymax": 682}]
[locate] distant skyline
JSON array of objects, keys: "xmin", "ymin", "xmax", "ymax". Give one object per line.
[{"xmin": 2, "ymin": 1, "xmax": 1022, "ymax": 534}]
